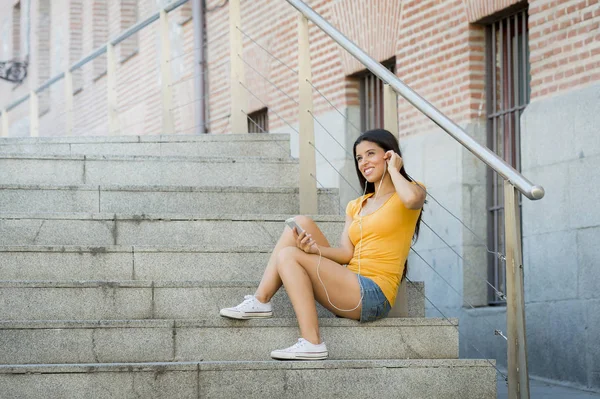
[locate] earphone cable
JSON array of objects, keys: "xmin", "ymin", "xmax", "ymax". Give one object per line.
[{"xmin": 314, "ymin": 166, "xmax": 386, "ymax": 312}]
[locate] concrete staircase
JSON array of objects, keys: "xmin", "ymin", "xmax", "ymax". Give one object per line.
[{"xmin": 0, "ymin": 134, "xmax": 496, "ymax": 398}]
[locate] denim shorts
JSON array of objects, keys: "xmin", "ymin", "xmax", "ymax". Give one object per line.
[{"xmin": 357, "ymin": 275, "xmax": 391, "ymax": 323}]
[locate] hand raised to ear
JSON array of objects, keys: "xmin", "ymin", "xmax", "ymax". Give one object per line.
[{"xmin": 385, "ymin": 150, "xmax": 403, "ymax": 173}]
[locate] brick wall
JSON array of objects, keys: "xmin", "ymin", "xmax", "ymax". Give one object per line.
[
  {"xmin": 528, "ymin": 0, "xmax": 600, "ymax": 99},
  {"xmin": 0, "ymin": 0, "xmax": 598, "ymax": 137}
]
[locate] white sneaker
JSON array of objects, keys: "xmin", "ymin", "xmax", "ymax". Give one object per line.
[
  {"xmin": 270, "ymin": 338, "xmax": 328, "ymax": 360},
  {"xmin": 219, "ymin": 295, "xmax": 273, "ymax": 319}
]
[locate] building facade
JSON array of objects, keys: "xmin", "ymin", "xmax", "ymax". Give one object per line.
[{"xmin": 1, "ymin": 0, "xmax": 599, "ymax": 392}]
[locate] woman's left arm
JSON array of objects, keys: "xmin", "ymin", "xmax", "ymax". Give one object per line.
[{"xmin": 385, "ymin": 151, "xmax": 426, "ymax": 210}]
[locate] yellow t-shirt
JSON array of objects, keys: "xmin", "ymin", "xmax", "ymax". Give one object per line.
[{"xmin": 345, "ymin": 189, "xmax": 423, "ymax": 305}]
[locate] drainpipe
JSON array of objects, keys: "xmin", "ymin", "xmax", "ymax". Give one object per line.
[{"xmin": 192, "ymin": 0, "xmax": 206, "ymax": 134}]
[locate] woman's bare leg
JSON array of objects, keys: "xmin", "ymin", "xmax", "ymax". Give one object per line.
[
  {"xmin": 254, "ymin": 216, "xmax": 330, "ymax": 304},
  {"xmin": 276, "ymin": 246, "xmax": 362, "ymax": 344}
]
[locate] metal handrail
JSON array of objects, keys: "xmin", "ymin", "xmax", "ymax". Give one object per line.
[
  {"xmin": 285, "ymin": 0, "xmax": 545, "ymax": 201},
  {"xmin": 1, "ymin": 0, "xmax": 189, "ymax": 114}
]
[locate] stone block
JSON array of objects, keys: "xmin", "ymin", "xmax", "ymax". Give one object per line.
[
  {"xmin": 0, "ymin": 284, "xmax": 152, "ymax": 320},
  {"xmin": 0, "ymin": 246, "xmax": 133, "ymax": 280},
  {"xmin": 521, "ymin": 83, "xmax": 600, "ymax": 169},
  {"xmin": 571, "ymin": 85, "xmax": 600, "ymax": 159},
  {"xmin": 133, "ymin": 248, "xmax": 270, "ymax": 281},
  {"xmin": 525, "ymin": 300, "xmax": 588, "ymax": 386},
  {"xmin": 0, "ymin": 157, "xmax": 84, "ymax": 185},
  {"xmin": 569, "ymin": 155, "xmax": 600, "ymax": 230},
  {"xmin": 0, "ymin": 328, "xmax": 94, "ymax": 364},
  {"xmin": 0, "ymin": 186, "xmax": 98, "ymax": 213},
  {"xmin": 462, "ymin": 244, "xmax": 489, "ymax": 307},
  {"xmin": 586, "ymin": 299, "xmax": 600, "ymax": 390},
  {"xmin": 93, "ymin": 327, "xmax": 174, "ymax": 363},
  {"xmin": 521, "ymin": 162, "xmax": 570, "ymax": 237},
  {"xmin": 0, "ymin": 217, "xmax": 116, "ymax": 246},
  {"xmin": 578, "ymin": 227, "xmax": 600, "ymax": 299},
  {"xmin": 0, "ymin": 366, "xmax": 198, "ymax": 399},
  {"xmin": 521, "ymin": 94, "xmax": 578, "ymax": 169},
  {"xmin": 523, "ymin": 230, "xmax": 578, "ymax": 302},
  {"xmin": 408, "ymin": 246, "xmax": 462, "ymax": 310},
  {"xmin": 459, "ymin": 306, "xmax": 507, "ymax": 367},
  {"xmin": 422, "ymin": 130, "xmax": 461, "ymax": 188},
  {"xmin": 0, "ymin": 143, "xmax": 72, "ymax": 155}
]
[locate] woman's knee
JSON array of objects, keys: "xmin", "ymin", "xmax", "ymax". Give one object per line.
[
  {"xmin": 276, "ymin": 246, "xmax": 302, "ymax": 271},
  {"xmin": 293, "ymin": 215, "xmax": 315, "ymax": 229}
]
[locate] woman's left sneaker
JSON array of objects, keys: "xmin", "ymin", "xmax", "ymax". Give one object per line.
[
  {"xmin": 270, "ymin": 338, "xmax": 328, "ymax": 360},
  {"xmin": 219, "ymin": 295, "xmax": 273, "ymax": 319}
]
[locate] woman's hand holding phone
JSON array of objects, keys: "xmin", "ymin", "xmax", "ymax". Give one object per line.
[
  {"xmin": 293, "ymin": 228, "xmax": 319, "ymax": 255},
  {"xmin": 286, "ymin": 217, "xmax": 318, "ymax": 254}
]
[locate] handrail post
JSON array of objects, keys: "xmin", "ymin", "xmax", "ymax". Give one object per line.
[
  {"xmin": 504, "ymin": 180, "xmax": 530, "ymax": 399},
  {"xmin": 1, "ymin": 110, "xmax": 8, "ymax": 137},
  {"xmin": 159, "ymin": 9, "xmax": 175, "ymax": 135},
  {"xmin": 383, "ymin": 83, "xmax": 398, "ymax": 137},
  {"xmin": 29, "ymin": 91, "xmax": 39, "ymax": 137},
  {"xmin": 298, "ymin": 15, "xmax": 318, "ymax": 214},
  {"xmin": 107, "ymin": 43, "xmax": 120, "ymax": 135},
  {"xmin": 65, "ymin": 69, "xmax": 74, "ymax": 136},
  {"xmin": 228, "ymin": 0, "xmax": 248, "ymax": 133}
]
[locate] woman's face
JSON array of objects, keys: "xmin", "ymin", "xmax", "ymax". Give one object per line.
[{"xmin": 355, "ymin": 141, "xmax": 387, "ymax": 182}]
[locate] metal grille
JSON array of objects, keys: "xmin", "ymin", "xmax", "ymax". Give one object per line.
[
  {"xmin": 485, "ymin": 8, "xmax": 530, "ymax": 305},
  {"xmin": 247, "ymin": 107, "xmax": 268, "ymax": 133},
  {"xmin": 359, "ymin": 60, "xmax": 395, "ymax": 132}
]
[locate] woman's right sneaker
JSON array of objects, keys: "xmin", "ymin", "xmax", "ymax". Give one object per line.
[
  {"xmin": 219, "ymin": 295, "xmax": 273, "ymax": 319},
  {"xmin": 271, "ymin": 338, "xmax": 329, "ymax": 360}
]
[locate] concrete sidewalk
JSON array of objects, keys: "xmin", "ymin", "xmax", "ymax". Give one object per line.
[{"xmin": 497, "ymin": 375, "xmax": 600, "ymax": 398}]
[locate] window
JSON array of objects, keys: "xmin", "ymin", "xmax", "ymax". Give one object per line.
[
  {"xmin": 12, "ymin": 2, "xmax": 21, "ymax": 60},
  {"xmin": 485, "ymin": 8, "xmax": 529, "ymax": 304},
  {"xmin": 358, "ymin": 58, "xmax": 395, "ymax": 132},
  {"xmin": 247, "ymin": 108, "xmax": 268, "ymax": 133}
]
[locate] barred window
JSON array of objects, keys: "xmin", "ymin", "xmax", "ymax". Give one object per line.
[
  {"xmin": 247, "ymin": 107, "xmax": 268, "ymax": 133},
  {"xmin": 358, "ymin": 58, "xmax": 395, "ymax": 132},
  {"xmin": 485, "ymin": 8, "xmax": 529, "ymax": 305}
]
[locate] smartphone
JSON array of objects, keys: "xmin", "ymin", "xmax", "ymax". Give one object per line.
[{"xmin": 285, "ymin": 217, "xmax": 305, "ymax": 235}]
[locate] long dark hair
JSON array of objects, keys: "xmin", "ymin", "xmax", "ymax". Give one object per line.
[{"xmin": 352, "ymin": 129, "xmax": 424, "ymax": 282}]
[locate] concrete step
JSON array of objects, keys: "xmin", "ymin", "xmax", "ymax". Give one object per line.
[
  {"xmin": 0, "ymin": 359, "xmax": 497, "ymax": 398},
  {"xmin": 0, "ymin": 280, "xmax": 424, "ymax": 320},
  {"xmin": 0, "ymin": 213, "xmax": 345, "ymax": 246},
  {"xmin": 0, "ymin": 318, "xmax": 459, "ymax": 364},
  {"xmin": 0, "ymin": 133, "xmax": 291, "ymax": 158},
  {"xmin": 0, "ymin": 246, "xmax": 426, "ymax": 318},
  {"xmin": 0, "ymin": 245, "xmax": 272, "ymax": 281},
  {"xmin": 0, "ymin": 154, "xmax": 299, "ymax": 187},
  {"xmin": 0, "ymin": 184, "xmax": 341, "ymax": 215}
]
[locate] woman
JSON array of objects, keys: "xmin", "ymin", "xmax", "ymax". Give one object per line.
[{"xmin": 220, "ymin": 129, "xmax": 425, "ymax": 360}]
